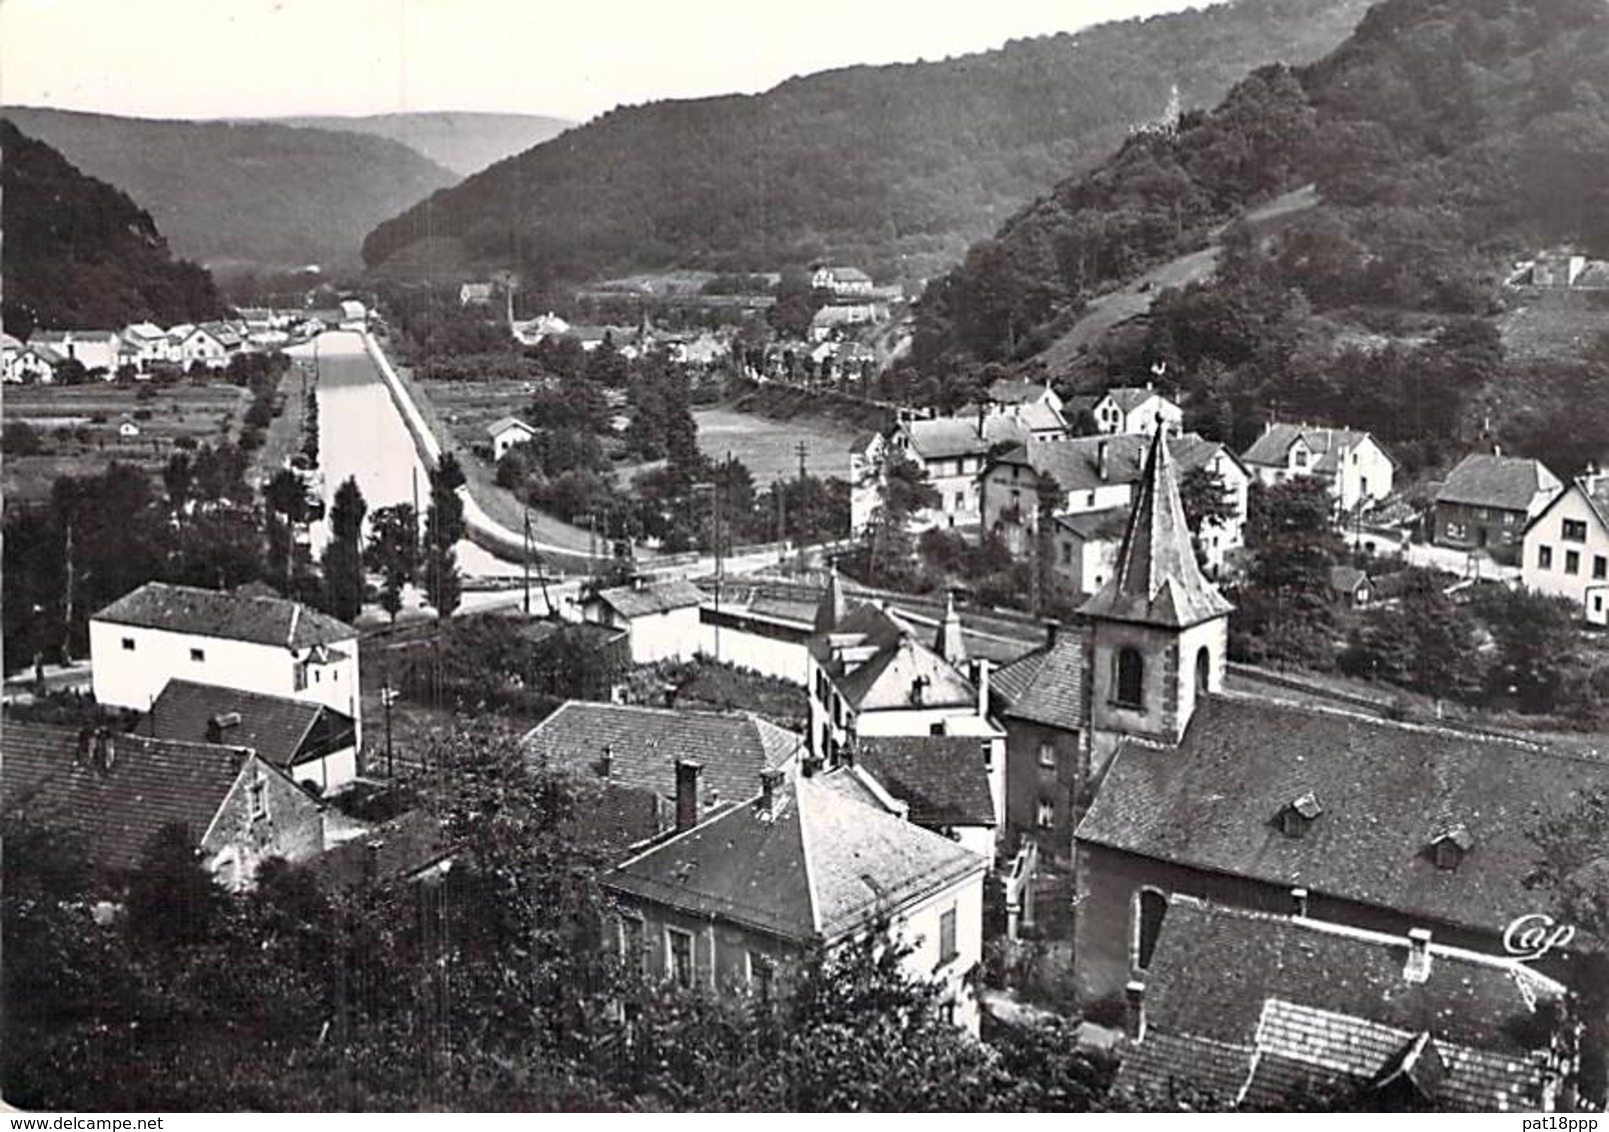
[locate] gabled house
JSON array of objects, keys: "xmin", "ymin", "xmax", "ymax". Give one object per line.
[
  {"xmin": 1241, "ymin": 422, "xmax": 1396, "ymax": 513},
  {"xmin": 10, "ymin": 342, "xmax": 64, "ymax": 383},
  {"xmin": 848, "ymin": 430, "xmax": 888, "ymax": 537},
  {"xmin": 1050, "ymin": 507, "xmax": 1130, "ymax": 596},
  {"xmin": 1, "ymin": 724, "xmax": 325, "ymax": 890},
  {"xmin": 176, "ymin": 324, "xmax": 233, "ymax": 368},
  {"xmin": 28, "ymin": 330, "xmax": 121, "ymax": 376},
  {"xmin": 850, "ymin": 734, "xmax": 999, "ymax": 858},
  {"xmin": 811, "ymin": 264, "xmax": 874, "ymax": 297},
  {"xmin": 580, "ymin": 577, "xmax": 706, "ymax": 664},
  {"xmin": 1112, "ymin": 897, "xmax": 1577, "ymax": 1112},
  {"xmin": 1090, "ymin": 384, "xmax": 1183, "ymax": 437},
  {"xmin": 1328, "ymin": 564, "xmax": 1377, "ymax": 607},
  {"xmin": 1522, "ymin": 468, "xmax": 1609, "ymax": 625},
  {"xmin": 120, "ymin": 322, "xmax": 173, "ymax": 369},
  {"xmin": 1434, "ymin": 452, "xmax": 1563, "ymax": 564},
  {"xmin": 980, "ymin": 432, "xmax": 1248, "ymax": 575},
  {"xmin": 521, "ymin": 700, "xmax": 804, "ymax": 839},
  {"xmin": 117, "ymin": 415, "xmax": 141, "ymax": 439},
  {"xmin": 486, "ymin": 415, "xmax": 537, "ymax": 461},
  {"xmin": 806, "ymin": 584, "xmax": 1004, "ymax": 796},
  {"xmin": 459, "ymin": 282, "xmax": 495, "ymax": 306},
  {"xmin": 90, "ymin": 582, "xmax": 360, "ymax": 745},
  {"xmin": 891, "ymin": 412, "xmax": 1030, "ymax": 530},
  {"xmin": 989, "ymin": 620, "xmax": 1088, "ymax": 865},
  {"xmin": 603, "ymin": 764, "xmax": 989, "ymax": 1032},
  {"xmin": 0, "ymin": 332, "xmax": 24, "ymax": 382},
  {"xmin": 146, "ymin": 679, "xmax": 360, "ymax": 794}
]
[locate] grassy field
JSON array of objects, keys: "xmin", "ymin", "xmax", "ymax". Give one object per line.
[
  {"xmin": 1498, "ymin": 288, "xmax": 1609, "ymax": 362},
  {"xmin": 693, "ymin": 406, "xmax": 860, "ymax": 485},
  {"xmin": 3, "ymin": 380, "xmax": 251, "ymax": 503}
]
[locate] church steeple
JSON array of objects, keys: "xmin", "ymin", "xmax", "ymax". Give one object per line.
[
  {"xmin": 814, "ymin": 563, "xmax": 848, "ymax": 634},
  {"xmin": 935, "ymin": 590, "xmax": 967, "ymax": 665},
  {"xmin": 1079, "ymin": 427, "xmax": 1232, "ymax": 629}
]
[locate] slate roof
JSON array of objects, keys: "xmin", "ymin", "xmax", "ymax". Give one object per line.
[
  {"xmin": 990, "ymin": 627, "xmax": 1088, "ymax": 732},
  {"xmin": 989, "ymin": 431, "xmax": 1228, "ymax": 495},
  {"xmin": 1524, "ymin": 474, "xmax": 1609, "ymax": 539},
  {"xmin": 93, "ymin": 582, "xmax": 354, "ymax": 648},
  {"xmin": 1105, "ymin": 386, "xmax": 1171, "ymax": 413},
  {"xmin": 812, "ymin": 604, "xmax": 978, "ymax": 712},
  {"xmin": 987, "ymin": 378, "xmax": 1051, "ymax": 406},
  {"xmin": 852, "ymin": 735, "xmax": 997, "ymax": 827},
  {"xmin": 1328, "ymin": 565, "xmax": 1371, "ymax": 595},
  {"xmin": 823, "ymin": 266, "xmax": 872, "ymax": 283},
  {"xmin": 1, "ymin": 725, "xmax": 256, "ymax": 871},
  {"xmin": 1241, "ymin": 423, "xmax": 1380, "ymax": 473},
  {"xmin": 902, "ymin": 414, "xmax": 1028, "ymax": 461},
  {"xmin": 604, "ymin": 767, "xmax": 987, "ymax": 943},
  {"xmin": 1113, "ymin": 898, "xmax": 1567, "ymax": 1112},
  {"xmin": 590, "ymin": 578, "xmax": 705, "ymax": 619},
  {"xmin": 1079, "ymin": 428, "xmax": 1234, "ymax": 628},
  {"xmin": 147, "ymin": 680, "xmax": 355, "ymax": 772},
  {"xmin": 522, "ymin": 701, "xmax": 803, "ymax": 816},
  {"xmin": 1053, "ymin": 506, "xmax": 1131, "ymax": 543},
  {"xmin": 486, "ymin": 415, "xmax": 535, "ymax": 439},
  {"xmin": 1436, "ymin": 454, "xmax": 1561, "ymax": 512},
  {"xmin": 1076, "ymin": 695, "xmax": 1609, "ymax": 939}
]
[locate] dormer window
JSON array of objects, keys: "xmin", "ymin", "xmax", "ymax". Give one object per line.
[
  {"xmin": 1292, "ymin": 447, "xmax": 1309, "ymax": 469},
  {"xmin": 1430, "ymin": 824, "xmax": 1474, "ymax": 871},
  {"xmin": 1279, "ymin": 792, "xmax": 1323, "ymax": 838}
]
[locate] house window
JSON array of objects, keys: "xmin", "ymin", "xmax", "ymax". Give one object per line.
[
  {"xmin": 1539, "ymin": 545, "xmax": 1554, "ymax": 570},
  {"xmin": 620, "ymin": 916, "xmax": 647, "ymax": 976},
  {"xmin": 1445, "ymin": 522, "xmax": 1465, "ymax": 540},
  {"xmin": 1037, "ymin": 799, "xmax": 1055, "ymax": 828},
  {"xmin": 1133, "ymin": 888, "xmax": 1168, "ymax": 971},
  {"xmin": 294, "ymin": 662, "xmax": 309, "ymax": 692},
  {"xmin": 248, "ymin": 775, "xmax": 268, "ymax": 821},
  {"xmin": 190, "ymin": 647, "xmax": 205, "ymax": 663},
  {"xmin": 1595, "ymin": 555, "xmax": 1607, "ymax": 581},
  {"xmin": 1293, "ymin": 449, "xmax": 1308, "ymax": 468},
  {"xmin": 121, "ymin": 637, "xmax": 135, "ymax": 651},
  {"xmin": 1566, "ymin": 550, "xmax": 1581, "ymax": 576},
  {"xmin": 1563, "ymin": 519, "xmax": 1588, "ymax": 542},
  {"xmin": 666, "ymin": 928, "xmax": 694, "ymax": 988},
  {"xmin": 1086, "ymin": 491, "xmax": 1097, "ymax": 507},
  {"xmin": 1037, "ymin": 741, "xmax": 1056, "ymax": 769},
  {"xmin": 748, "ymin": 951, "xmax": 775, "ymax": 1002},
  {"xmin": 938, "ymin": 907, "xmax": 958, "ymax": 965},
  {"xmin": 1114, "ymin": 647, "xmax": 1145, "ymax": 709},
  {"xmin": 1060, "ymin": 542, "xmax": 1073, "ymax": 565}
]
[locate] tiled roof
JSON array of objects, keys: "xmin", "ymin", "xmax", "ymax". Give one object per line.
[
  {"xmin": 604, "ymin": 767, "xmax": 987, "ymax": 943},
  {"xmin": 1328, "ymin": 565, "xmax": 1370, "ymax": 594},
  {"xmin": 1241, "ymin": 423, "xmax": 1374, "ymax": 472},
  {"xmin": 1053, "ymin": 506, "xmax": 1130, "ymax": 542},
  {"xmin": 147, "ymin": 680, "xmax": 354, "ymax": 772},
  {"xmin": 990, "ymin": 628, "xmax": 1088, "ymax": 732},
  {"xmin": 987, "ymin": 378, "xmax": 1050, "ymax": 406},
  {"xmin": 522, "ymin": 701, "xmax": 803, "ymax": 817},
  {"xmin": 1113, "ymin": 898, "xmax": 1566, "ymax": 1112},
  {"xmin": 852, "ymin": 735, "xmax": 996, "ymax": 827},
  {"xmin": 1436, "ymin": 454, "xmax": 1561, "ymax": 512},
  {"xmin": 311, "ymin": 809, "xmax": 449, "ymax": 890},
  {"xmin": 1525, "ymin": 474, "xmax": 1609, "ymax": 540},
  {"xmin": 591, "ymin": 578, "xmax": 705, "ymax": 619},
  {"xmin": 1076, "ymin": 695, "xmax": 1609, "ymax": 938},
  {"xmin": 1, "ymin": 725, "xmax": 253, "ymax": 871},
  {"xmin": 815, "ymin": 604, "xmax": 978, "ymax": 712},
  {"xmin": 902, "ymin": 415, "xmax": 1028, "ymax": 461},
  {"xmin": 1105, "ymin": 386, "xmax": 1170, "ymax": 413},
  {"xmin": 990, "ymin": 431, "xmax": 1226, "ymax": 495},
  {"xmin": 93, "ymin": 582, "xmax": 354, "ymax": 648},
  {"xmin": 486, "ymin": 415, "xmax": 535, "ymax": 439},
  {"xmin": 1079, "ymin": 429, "xmax": 1234, "ymax": 629},
  {"xmin": 824, "ymin": 266, "xmax": 872, "ymax": 283}
]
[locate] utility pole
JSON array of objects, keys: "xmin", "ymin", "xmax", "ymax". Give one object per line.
[
  {"xmin": 381, "ymin": 677, "xmax": 397, "ymax": 779},
  {"xmin": 61, "ymin": 515, "xmax": 75, "ymax": 662},
  {"xmin": 796, "ymin": 441, "xmax": 808, "ymax": 482},
  {"xmin": 523, "ymin": 507, "xmax": 532, "ymax": 617}
]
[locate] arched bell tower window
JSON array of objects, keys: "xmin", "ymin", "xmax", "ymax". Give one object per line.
[
  {"xmin": 1114, "ymin": 647, "xmax": 1145, "ymax": 708},
  {"xmin": 1132, "ymin": 887, "xmax": 1168, "ymax": 971}
]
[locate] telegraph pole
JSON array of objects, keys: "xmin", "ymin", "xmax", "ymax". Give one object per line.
[
  {"xmin": 523, "ymin": 507, "xmax": 532, "ymax": 617},
  {"xmin": 796, "ymin": 441, "xmax": 808, "ymax": 482}
]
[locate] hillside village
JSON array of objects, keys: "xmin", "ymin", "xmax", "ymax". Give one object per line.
[{"xmin": 3, "ymin": 0, "xmax": 1609, "ymax": 1116}]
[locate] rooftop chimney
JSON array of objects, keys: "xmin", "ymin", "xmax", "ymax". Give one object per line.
[
  {"xmin": 1097, "ymin": 439, "xmax": 1110, "ymax": 482},
  {"xmin": 1125, "ymin": 980, "xmax": 1147, "ymax": 1042},
  {"xmin": 1404, "ymin": 928, "xmax": 1433, "ymax": 984},
  {"xmin": 207, "ymin": 711, "xmax": 243, "ymax": 743},
  {"xmin": 974, "ymin": 657, "xmax": 992, "ymax": 718},
  {"xmin": 758, "ymin": 767, "xmax": 785, "ymax": 819},
  {"xmin": 1044, "ymin": 619, "xmax": 1061, "ymax": 647},
  {"xmin": 598, "ymin": 744, "xmax": 613, "ymax": 779},
  {"xmin": 1291, "ymin": 887, "xmax": 1310, "ymax": 918},
  {"xmin": 675, "ymin": 759, "xmax": 703, "ymax": 832}
]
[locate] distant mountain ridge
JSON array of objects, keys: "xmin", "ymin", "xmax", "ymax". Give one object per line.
[
  {"xmin": 3, "ymin": 106, "xmax": 460, "ymax": 273},
  {"xmin": 360, "ymin": 0, "xmax": 1373, "ymax": 285},
  {"xmin": 1, "ymin": 120, "xmax": 225, "ymax": 337},
  {"xmin": 271, "ymin": 111, "xmax": 572, "ymax": 177}
]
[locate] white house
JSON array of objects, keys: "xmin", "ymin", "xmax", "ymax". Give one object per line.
[
  {"xmin": 459, "ymin": 282, "xmax": 495, "ymax": 306},
  {"xmin": 810, "ymin": 303, "xmax": 886, "ymax": 342},
  {"xmin": 891, "ymin": 412, "xmax": 1030, "ymax": 530},
  {"xmin": 28, "ymin": 330, "xmax": 121, "ymax": 376},
  {"xmin": 1, "ymin": 333, "xmax": 27, "ymax": 382},
  {"xmin": 8, "ymin": 343, "xmax": 63, "ymax": 383},
  {"xmin": 1241, "ymin": 422, "xmax": 1396, "ymax": 513},
  {"xmin": 811, "ymin": 265, "xmax": 875, "ymax": 297},
  {"xmin": 1521, "ymin": 469, "xmax": 1609, "ymax": 625},
  {"xmin": 177, "ymin": 324, "xmax": 232, "ymax": 369},
  {"xmin": 121, "ymin": 322, "xmax": 174, "ymax": 368},
  {"xmin": 117, "ymin": 415, "xmax": 141, "ymax": 439},
  {"xmin": 487, "ymin": 416, "xmax": 537, "ymax": 460},
  {"xmin": 1090, "ymin": 384, "xmax": 1183, "ymax": 436},
  {"xmin": 339, "ymin": 300, "xmax": 368, "ymax": 327},
  {"xmin": 581, "ymin": 578, "xmax": 705, "ymax": 664},
  {"xmin": 90, "ymin": 582, "xmax": 361, "ymax": 746},
  {"xmin": 848, "ymin": 431, "xmax": 888, "ymax": 537},
  {"xmin": 604, "ymin": 763, "xmax": 988, "ymax": 1033}
]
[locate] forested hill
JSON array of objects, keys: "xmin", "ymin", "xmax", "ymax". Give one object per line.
[
  {"xmin": 360, "ymin": 0, "xmax": 1372, "ymax": 284},
  {"xmin": 274, "ymin": 111, "xmax": 572, "ymax": 177},
  {"xmin": 1, "ymin": 121, "xmax": 225, "ymax": 337},
  {"xmin": 913, "ymin": 0, "xmax": 1609, "ymax": 372},
  {"xmin": 3, "ymin": 107, "xmax": 460, "ymax": 273}
]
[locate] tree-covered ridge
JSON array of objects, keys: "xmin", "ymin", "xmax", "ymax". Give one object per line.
[
  {"xmin": 0, "ymin": 120, "xmax": 225, "ymax": 337},
  {"xmin": 361, "ymin": 0, "xmax": 1371, "ymax": 284},
  {"xmin": 4, "ymin": 107, "xmax": 461, "ymax": 272},
  {"xmin": 915, "ymin": 0, "xmax": 1609, "ymax": 370}
]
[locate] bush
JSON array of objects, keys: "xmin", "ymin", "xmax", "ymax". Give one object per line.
[
  {"xmin": 2, "ymin": 421, "xmax": 43, "ymax": 456},
  {"xmin": 135, "ymin": 383, "xmax": 159, "ymax": 402}
]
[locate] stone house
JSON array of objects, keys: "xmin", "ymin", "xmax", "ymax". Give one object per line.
[{"xmin": 1433, "ymin": 452, "xmax": 1562, "ymax": 564}]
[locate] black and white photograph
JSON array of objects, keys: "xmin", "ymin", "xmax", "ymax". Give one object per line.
[{"xmin": 1, "ymin": 0, "xmax": 1607, "ymax": 1115}]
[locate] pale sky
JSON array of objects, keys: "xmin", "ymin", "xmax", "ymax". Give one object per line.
[{"xmin": 0, "ymin": 0, "xmax": 1212, "ymax": 124}]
